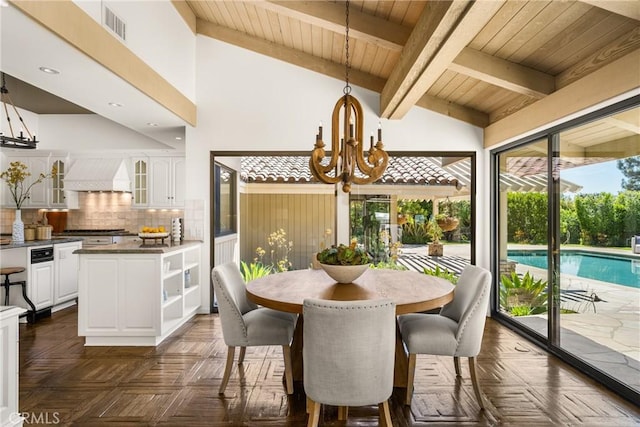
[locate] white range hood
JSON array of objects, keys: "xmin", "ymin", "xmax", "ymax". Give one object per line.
[{"xmin": 65, "ymin": 158, "xmax": 131, "ymax": 192}]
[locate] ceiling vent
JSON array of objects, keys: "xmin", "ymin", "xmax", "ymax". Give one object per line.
[{"xmin": 104, "ymin": 6, "xmax": 126, "ymax": 41}]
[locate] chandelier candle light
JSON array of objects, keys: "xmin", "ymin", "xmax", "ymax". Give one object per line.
[
  {"xmin": 309, "ymin": 0, "xmax": 388, "ymax": 193},
  {"xmin": 0, "ymin": 73, "xmax": 39, "ymax": 149}
]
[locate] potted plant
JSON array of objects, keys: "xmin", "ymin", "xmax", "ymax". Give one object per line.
[
  {"xmin": 316, "ymin": 239, "xmax": 371, "ymax": 283},
  {"xmin": 436, "ymin": 213, "xmax": 459, "ymax": 232},
  {"xmin": 427, "ymin": 218, "xmax": 443, "ymax": 257},
  {"xmin": 436, "ymin": 198, "xmax": 459, "ymax": 232}
]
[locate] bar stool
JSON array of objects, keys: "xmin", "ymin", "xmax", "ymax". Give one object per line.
[{"xmin": 1, "ymin": 267, "xmax": 36, "ymax": 323}]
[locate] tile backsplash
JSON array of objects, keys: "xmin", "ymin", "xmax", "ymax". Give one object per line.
[{"xmin": 1, "ymin": 192, "xmax": 186, "ymax": 234}]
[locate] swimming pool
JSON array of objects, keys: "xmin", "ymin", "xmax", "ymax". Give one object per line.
[{"xmin": 507, "ymin": 250, "xmax": 640, "ymax": 289}]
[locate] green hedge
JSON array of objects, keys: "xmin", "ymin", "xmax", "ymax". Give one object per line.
[{"xmin": 507, "ymin": 191, "xmax": 640, "ymax": 246}]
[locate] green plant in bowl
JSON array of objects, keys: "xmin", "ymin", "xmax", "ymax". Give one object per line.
[
  {"xmin": 316, "ymin": 241, "xmax": 370, "ymax": 265},
  {"xmin": 316, "ymin": 240, "xmax": 371, "ymax": 283}
]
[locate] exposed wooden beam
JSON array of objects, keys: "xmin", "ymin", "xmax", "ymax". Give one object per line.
[
  {"xmin": 603, "ymin": 117, "xmax": 640, "ymax": 134},
  {"xmin": 197, "ymin": 18, "xmax": 385, "ymax": 93},
  {"xmin": 484, "ymin": 49, "xmax": 640, "ymax": 148},
  {"xmin": 172, "ymin": 0, "xmax": 197, "ymax": 34},
  {"xmin": 380, "ymin": 0, "xmax": 504, "ymax": 120},
  {"xmin": 197, "ymin": 19, "xmax": 485, "ymax": 127},
  {"xmin": 256, "ymin": 1, "xmax": 410, "ymax": 52},
  {"xmin": 579, "ymin": 0, "xmax": 640, "ymax": 20},
  {"xmin": 585, "ymin": 135, "xmax": 640, "ymax": 157},
  {"xmin": 11, "ymin": 0, "xmax": 197, "ymax": 126},
  {"xmin": 415, "ymin": 93, "xmax": 489, "ymax": 128},
  {"xmin": 561, "ymin": 135, "xmax": 640, "ymax": 158},
  {"xmin": 449, "ymin": 47, "xmax": 555, "ymax": 98}
]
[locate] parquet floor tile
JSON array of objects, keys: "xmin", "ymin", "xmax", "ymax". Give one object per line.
[{"xmin": 17, "ymin": 306, "xmax": 640, "ymax": 426}]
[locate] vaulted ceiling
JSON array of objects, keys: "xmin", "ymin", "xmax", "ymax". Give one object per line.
[{"xmin": 176, "ymin": 0, "xmax": 640, "ymax": 130}]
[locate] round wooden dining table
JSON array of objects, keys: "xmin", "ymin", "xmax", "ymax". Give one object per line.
[{"xmin": 246, "ymin": 267, "xmax": 455, "ymax": 387}]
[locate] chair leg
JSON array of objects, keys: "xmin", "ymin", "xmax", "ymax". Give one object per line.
[
  {"xmin": 282, "ymin": 345, "xmax": 294, "ymax": 394},
  {"xmin": 454, "ymin": 356, "xmax": 461, "ymax": 376},
  {"xmin": 379, "ymin": 400, "xmax": 392, "ymax": 427},
  {"xmin": 219, "ymin": 346, "xmax": 236, "ymax": 395},
  {"xmin": 238, "ymin": 346, "xmax": 246, "ymax": 364},
  {"xmin": 307, "ymin": 399, "xmax": 321, "ymax": 427},
  {"xmin": 468, "ymin": 357, "xmax": 485, "ymax": 410},
  {"xmin": 405, "ymin": 353, "xmax": 416, "ymax": 406},
  {"xmin": 337, "ymin": 406, "xmax": 348, "ymax": 420}
]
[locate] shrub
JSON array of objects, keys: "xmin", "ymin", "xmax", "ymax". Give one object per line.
[
  {"xmin": 500, "ymin": 271, "xmax": 547, "ymax": 315},
  {"xmin": 240, "ymin": 261, "xmax": 272, "ymax": 282},
  {"xmin": 401, "ymin": 222, "xmax": 429, "ymax": 244},
  {"xmin": 371, "ymin": 260, "xmax": 408, "ymax": 270},
  {"xmin": 423, "ymin": 265, "xmax": 458, "ymax": 284}
]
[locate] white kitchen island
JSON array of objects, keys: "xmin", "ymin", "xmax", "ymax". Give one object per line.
[{"xmin": 75, "ymin": 240, "xmax": 202, "ymax": 346}]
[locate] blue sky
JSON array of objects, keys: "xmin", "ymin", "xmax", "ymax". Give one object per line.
[{"xmin": 561, "ymin": 160, "xmax": 624, "ymax": 194}]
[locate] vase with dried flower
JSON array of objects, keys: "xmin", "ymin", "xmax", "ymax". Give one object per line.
[
  {"xmin": 311, "ymin": 228, "xmax": 333, "ymax": 269},
  {"xmin": 0, "ymin": 161, "xmax": 56, "ymax": 243}
]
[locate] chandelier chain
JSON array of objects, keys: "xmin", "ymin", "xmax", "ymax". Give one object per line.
[
  {"xmin": 344, "ymin": 0, "xmax": 351, "ymax": 95},
  {"xmin": 309, "ymin": 0, "xmax": 388, "ymax": 192}
]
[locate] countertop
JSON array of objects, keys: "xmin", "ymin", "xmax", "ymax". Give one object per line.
[
  {"xmin": 74, "ymin": 240, "xmax": 202, "ymax": 255},
  {"xmin": 1, "ymin": 237, "xmax": 84, "ymax": 250},
  {"xmin": 53, "ymin": 231, "xmax": 137, "ymax": 237}
]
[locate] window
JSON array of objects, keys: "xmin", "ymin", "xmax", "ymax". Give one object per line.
[
  {"xmin": 492, "ymin": 99, "xmax": 640, "ymax": 402},
  {"xmin": 214, "ymin": 162, "xmax": 236, "ymax": 237}
]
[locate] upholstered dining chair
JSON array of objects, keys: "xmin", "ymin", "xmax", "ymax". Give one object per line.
[
  {"xmin": 211, "ymin": 263, "xmax": 297, "ymax": 395},
  {"xmin": 397, "ymin": 264, "xmax": 492, "ymax": 409},
  {"xmin": 303, "ymin": 298, "xmax": 396, "ymax": 427}
]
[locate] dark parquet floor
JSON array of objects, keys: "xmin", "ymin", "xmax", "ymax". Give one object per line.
[{"xmin": 18, "ymin": 306, "xmax": 640, "ymax": 426}]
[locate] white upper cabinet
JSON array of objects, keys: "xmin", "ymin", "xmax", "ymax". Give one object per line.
[
  {"xmin": 50, "ymin": 157, "xmax": 79, "ymax": 209},
  {"xmin": 149, "ymin": 157, "xmax": 185, "ymax": 208},
  {"xmin": 131, "ymin": 157, "xmax": 149, "ymax": 207}
]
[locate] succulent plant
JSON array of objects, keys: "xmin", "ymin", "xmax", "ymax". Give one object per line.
[{"xmin": 317, "ymin": 241, "xmax": 370, "ymax": 265}]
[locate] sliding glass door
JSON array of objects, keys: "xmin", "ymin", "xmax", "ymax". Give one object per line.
[
  {"xmin": 493, "ymin": 99, "xmax": 640, "ymax": 402},
  {"xmin": 496, "ymin": 139, "xmax": 549, "ymax": 338},
  {"xmin": 556, "ymin": 108, "xmax": 640, "ymax": 394}
]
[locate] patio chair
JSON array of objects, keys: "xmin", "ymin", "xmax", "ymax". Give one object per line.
[
  {"xmin": 397, "ymin": 264, "xmax": 491, "ymax": 409},
  {"xmin": 211, "ymin": 263, "xmax": 297, "ymax": 395},
  {"xmin": 303, "ymin": 298, "xmax": 396, "ymax": 426}
]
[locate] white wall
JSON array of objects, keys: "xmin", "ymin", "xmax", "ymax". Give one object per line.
[
  {"xmin": 38, "ymin": 114, "xmax": 175, "ymax": 151},
  {"xmin": 73, "ymin": 0, "xmax": 196, "ymax": 100},
  {"xmin": 190, "ymin": 37, "xmax": 488, "ymax": 308}
]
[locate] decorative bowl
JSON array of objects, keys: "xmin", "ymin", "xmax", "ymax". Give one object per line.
[
  {"xmin": 319, "ymin": 263, "xmax": 370, "ymax": 284},
  {"xmin": 138, "ymin": 232, "xmax": 170, "ymax": 238}
]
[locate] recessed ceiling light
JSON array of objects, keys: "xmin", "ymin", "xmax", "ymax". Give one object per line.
[
  {"xmin": 108, "ymin": 102, "xmax": 123, "ymax": 107},
  {"xmin": 39, "ymin": 66, "xmax": 60, "ymax": 75},
  {"xmin": 147, "ymin": 122, "xmax": 159, "ymax": 127},
  {"xmin": 175, "ymin": 136, "xmax": 183, "ymax": 140}
]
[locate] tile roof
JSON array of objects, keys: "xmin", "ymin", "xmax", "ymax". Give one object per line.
[
  {"xmin": 240, "ymin": 155, "xmax": 582, "ymax": 194},
  {"xmin": 240, "ymin": 156, "xmax": 462, "ymax": 188}
]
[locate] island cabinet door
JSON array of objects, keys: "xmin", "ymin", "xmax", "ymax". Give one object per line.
[
  {"xmin": 119, "ymin": 257, "xmax": 159, "ymax": 332},
  {"xmin": 79, "ymin": 257, "xmax": 120, "ymax": 333},
  {"xmin": 78, "ymin": 255, "xmax": 159, "ymax": 337}
]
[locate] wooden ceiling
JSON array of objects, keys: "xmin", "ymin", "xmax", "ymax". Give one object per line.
[{"xmin": 180, "ymin": 0, "xmax": 640, "ymax": 129}]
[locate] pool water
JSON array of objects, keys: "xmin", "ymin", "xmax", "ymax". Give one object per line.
[{"xmin": 508, "ymin": 250, "xmax": 640, "ymax": 289}]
